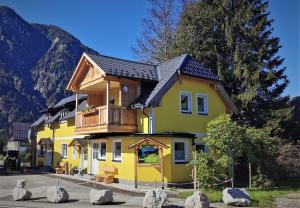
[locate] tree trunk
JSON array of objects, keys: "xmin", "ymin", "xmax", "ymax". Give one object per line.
[{"xmin": 248, "ymin": 162, "xmax": 252, "ymax": 188}]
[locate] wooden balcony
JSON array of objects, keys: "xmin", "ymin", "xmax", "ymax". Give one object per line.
[{"xmin": 75, "ymin": 105, "xmax": 137, "ymax": 134}]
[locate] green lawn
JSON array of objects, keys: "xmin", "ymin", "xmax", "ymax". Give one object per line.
[{"xmin": 179, "ymin": 188, "xmax": 300, "ymax": 207}]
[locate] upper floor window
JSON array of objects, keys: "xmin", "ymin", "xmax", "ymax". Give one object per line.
[
  {"xmin": 60, "ymin": 109, "xmax": 69, "ymax": 119},
  {"xmin": 180, "ymin": 92, "xmax": 192, "ymax": 114},
  {"xmin": 196, "ymin": 94, "xmax": 208, "ymax": 115}
]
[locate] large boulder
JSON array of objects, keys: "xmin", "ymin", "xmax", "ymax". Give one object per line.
[
  {"xmin": 47, "ymin": 186, "xmax": 69, "ymax": 203},
  {"xmin": 222, "ymin": 188, "xmax": 251, "ymax": 206},
  {"xmin": 89, "ymin": 189, "xmax": 113, "ymax": 205},
  {"xmin": 184, "ymin": 191, "xmax": 210, "ymax": 208},
  {"xmin": 143, "ymin": 189, "xmax": 167, "ymax": 208},
  {"xmin": 12, "ymin": 187, "xmax": 32, "ymax": 201},
  {"xmin": 17, "ymin": 179, "xmax": 26, "ymax": 188}
]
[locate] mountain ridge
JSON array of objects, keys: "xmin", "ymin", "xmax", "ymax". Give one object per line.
[{"xmin": 0, "ymin": 6, "xmax": 95, "ymax": 141}]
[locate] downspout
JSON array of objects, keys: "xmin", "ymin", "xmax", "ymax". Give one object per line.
[
  {"xmin": 51, "ymin": 127, "xmax": 55, "ymax": 169},
  {"xmin": 142, "ymin": 107, "xmax": 151, "ymax": 134}
]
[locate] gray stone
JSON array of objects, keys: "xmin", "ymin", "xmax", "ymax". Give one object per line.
[
  {"xmin": 12, "ymin": 187, "xmax": 32, "ymax": 201},
  {"xmin": 89, "ymin": 189, "xmax": 113, "ymax": 205},
  {"xmin": 16, "ymin": 179, "xmax": 26, "ymax": 188},
  {"xmin": 47, "ymin": 186, "xmax": 69, "ymax": 203},
  {"xmin": 143, "ymin": 189, "xmax": 167, "ymax": 208},
  {"xmin": 184, "ymin": 191, "xmax": 210, "ymax": 208},
  {"xmin": 222, "ymin": 188, "xmax": 251, "ymax": 207}
]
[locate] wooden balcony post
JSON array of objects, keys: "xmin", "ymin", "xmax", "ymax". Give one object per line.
[
  {"xmin": 106, "ymin": 80, "xmax": 110, "ymax": 124},
  {"xmin": 75, "ymin": 93, "xmax": 78, "ymax": 127}
]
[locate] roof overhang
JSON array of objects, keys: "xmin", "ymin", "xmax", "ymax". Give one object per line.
[
  {"xmin": 38, "ymin": 138, "xmax": 52, "ymax": 145},
  {"xmin": 128, "ymin": 137, "xmax": 169, "ymax": 149}
]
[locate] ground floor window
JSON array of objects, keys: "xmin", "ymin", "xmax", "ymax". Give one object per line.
[
  {"xmin": 61, "ymin": 144, "xmax": 68, "ymax": 158},
  {"xmin": 112, "ymin": 141, "xmax": 122, "ymax": 161},
  {"xmin": 195, "ymin": 144, "xmax": 205, "ymax": 152},
  {"xmin": 72, "ymin": 146, "xmax": 77, "ymax": 160},
  {"xmin": 39, "ymin": 144, "xmax": 45, "ymax": 156},
  {"xmin": 138, "ymin": 145, "xmax": 159, "ymax": 163},
  {"xmin": 174, "ymin": 141, "xmax": 189, "ymax": 163},
  {"xmin": 99, "ymin": 142, "xmax": 106, "ymax": 160}
]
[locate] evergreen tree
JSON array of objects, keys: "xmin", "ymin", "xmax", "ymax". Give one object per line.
[{"xmin": 174, "ymin": 0, "xmax": 291, "ymax": 133}]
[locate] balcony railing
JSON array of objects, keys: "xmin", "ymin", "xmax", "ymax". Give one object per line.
[{"xmin": 75, "ymin": 105, "xmax": 137, "ymax": 134}]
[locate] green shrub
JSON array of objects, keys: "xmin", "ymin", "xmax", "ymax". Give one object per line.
[
  {"xmin": 252, "ymin": 168, "xmax": 274, "ymax": 189},
  {"xmin": 19, "ymin": 152, "xmax": 31, "ymax": 163}
]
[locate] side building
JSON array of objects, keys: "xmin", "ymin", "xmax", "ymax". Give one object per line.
[{"xmin": 32, "ymin": 52, "xmax": 238, "ymax": 187}]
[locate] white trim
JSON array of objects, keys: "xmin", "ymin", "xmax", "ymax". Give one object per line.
[
  {"xmin": 196, "ymin": 93, "xmax": 208, "ymax": 115},
  {"xmin": 112, "ymin": 140, "xmax": 122, "ymax": 162},
  {"xmin": 72, "ymin": 146, "xmax": 77, "ymax": 160},
  {"xmin": 61, "ymin": 143, "xmax": 68, "ymax": 158},
  {"xmin": 179, "ymin": 91, "xmax": 192, "ymax": 114},
  {"xmin": 98, "ymin": 141, "xmax": 107, "ymax": 160},
  {"xmin": 149, "ymin": 108, "xmax": 155, "ymax": 134},
  {"xmin": 173, "ymin": 138, "xmax": 190, "ymax": 164}
]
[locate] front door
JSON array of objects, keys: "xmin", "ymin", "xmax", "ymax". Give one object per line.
[
  {"xmin": 80, "ymin": 147, "xmax": 88, "ymax": 170},
  {"xmin": 45, "ymin": 145, "xmax": 52, "ymax": 167},
  {"xmin": 91, "ymin": 143, "xmax": 99, "ymax": 175}
]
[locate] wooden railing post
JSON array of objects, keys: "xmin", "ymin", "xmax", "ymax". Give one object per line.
[{"xmin": 106, "ymin": 81, "xmax": 110, "ymax": 124}]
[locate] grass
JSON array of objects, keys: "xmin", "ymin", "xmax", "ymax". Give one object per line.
[{"xmin": 179, "ymin": 188, "xmax": 300, "ymax": 207}]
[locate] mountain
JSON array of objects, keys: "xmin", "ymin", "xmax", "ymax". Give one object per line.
[{"xmin": 0, "ymin": 6, "xmax": 95, "ymax": 142}]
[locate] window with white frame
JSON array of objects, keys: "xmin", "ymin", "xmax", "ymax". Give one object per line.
[
  {"xmin": 180, "ymin": 92, "xmax": 192, "ymax": 113},
  {"xmin": 72, "ymin": 146, "xmax": 77, "ymax": 160},
  {"xmin": 61, "ymin": 144, "xmax": 68, "ymax": 158},
  {"xmin": 112, "ymin": 141, "xmax": 122, "ymax": 161},
  {"xmin": 92, "ymin": 143, "xmax": 99, "ymax": 159},
  {"xmin": 99, "ymin": 142, "xmax": 107, "ymax": 160},
  {"xmin": 174, "ymin": 141, "xmax": 189, "ymax": 163},
  {"xmin": 196, "ymin": 94, "xmax": 208, "ymax": 115}
]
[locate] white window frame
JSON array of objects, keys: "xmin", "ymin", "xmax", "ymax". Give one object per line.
[
  {"xmin": 72, "ymin": 146, "xmax": 77, "ymax": 160},
  {"xmin": 196, "ymin": 93, "xmax": 208, "ymax": 115},
  {"xmin": 180, "ymin": 91, "xmax": 192, "ymax": 114},
  {"xmin": 112, "ymin": 140, "xmax": 122, "ymax": 162},
  {"xmin": 61, "ymin": 143, "xmax": 68, "ymax": 158},
  {"xmin": 173, "ymin": 139, "xmax": 190, "ymax": 164},
  {"xmin": 98, "ymin": 141, "xmax": 107, "ymax": 160}
]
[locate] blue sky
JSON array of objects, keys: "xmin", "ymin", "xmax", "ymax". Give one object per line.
[{"xmin": 0, "ymin": 0, "xmax": 299, "ymax": 97}]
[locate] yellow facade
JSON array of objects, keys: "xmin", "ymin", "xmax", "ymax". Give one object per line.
[
  {"xmin": 154, "ymin": 77, "xmax": 227, "ymax": 133},
  {"xmin": 35, "ymin": 75, "xmax": 229, "ymax": 184}
]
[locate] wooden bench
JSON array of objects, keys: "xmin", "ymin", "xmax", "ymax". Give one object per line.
[
  {"xmin": 55, "ymin": 162, "xmax": 67, "ymax": 174},
  {"xmin": 95, "ymin": 166, "xmax": 117, "ymax": 184}
]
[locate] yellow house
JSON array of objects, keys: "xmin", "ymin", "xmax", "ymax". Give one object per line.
[{"xmin": 32, "ymin": 52, "xmax": 237, "ymax": 187}]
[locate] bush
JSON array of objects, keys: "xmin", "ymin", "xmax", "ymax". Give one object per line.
[
  {"xmin": 252, "ymin": 168, "xmax": 274, "ymax": 189},
  {"xmin": 19, "ymin": 152, "xmax": 31, "ymax": 163}
]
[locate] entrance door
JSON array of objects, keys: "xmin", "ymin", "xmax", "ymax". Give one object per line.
[
  {"xmin": 45, "ymin": 145, "xmax": 52, "ymax": 167},
  {"xmin": 80, "ymin": 147, "xmax": 88, "ymax": 170},
  {"xmin": 91, "ymin": 143, "xmax": 99, "ymax": 175}
]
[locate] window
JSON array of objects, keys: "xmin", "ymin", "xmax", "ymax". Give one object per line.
[
  {"xmin": 60, "ymin": 109, "xmax": 69, "ymax": 119},
  {"xmin": 72, "ymin": 147, "xmax": 77, "ymax": 160},
  {"xmin": 61, "ymin": 144, "xmax": 68, "ymax": 158},
  {"xmin": 174, "ymin": 141, "xmax": 189, "ymax": 163},
  {"xmin": 196, "ymin": 94, "xmax": 208, "ymax": 115},
  {"xmin": 39, "ymin": 144, "xmax": 45, "ymax": 156},
  {"xmin": 195, "ymin": 144, "xmax": 205, "ymax": 152},
  {"xmin": 112, "ymin": 141, "xmax": 122, "ymax": 161},
  {"xmin": 99, "ymin": 142, "xmax": 106, "ymax": 160},
  {"xmin": 92, "ymin": 143, "xmax": 99, "ymax": 159},
  {"xmin": 180, "ymin": 92, "xmax": 192, "ymax": 113},
  {"xmin": 138, "ymin": 145, "xmax": 159, "ymax": 163}
]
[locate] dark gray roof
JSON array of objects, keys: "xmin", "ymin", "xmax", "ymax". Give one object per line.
[
  {"xmin": 54, "ymin": 94, "xmax": 86, "ymax": 108},
  {"xmin": 31, "ymin": 115, "xmax": 46, "ymax": 127},
  {"xmin": 130, "ymin": 54, "xmax": 218, "ymax": 108},
  {"xmin": 86, "ymin": 52, "xmax": 158, "ymax": 81},
  {"xmin": 38, "ymin": 138, "xmax": 52, "ymax": 145}
]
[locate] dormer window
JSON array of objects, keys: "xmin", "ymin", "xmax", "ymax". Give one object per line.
[{"xmin": 60, "ymin": 109, "xmax": 69, "ymax": 119}]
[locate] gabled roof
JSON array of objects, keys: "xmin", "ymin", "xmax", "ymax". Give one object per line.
[
  {"xmin": 31, "ymin": 115, "xmax": 46, "ymax": 127},
  {"xmin": 54, "ymin": 94, "xmax": 86, "ymax": 108},
  {"xmin": 61, "ymin": 100, "xmax": 87, "ymax": 120},
  {"xmin": 45, "ymin": 112, "xmax": 60, "ymax": 124},
  {"xmin": 85, "ymin": 52, "xmax": 158, "ymax": 81},
  {"xmin": 130, "ymin": 54, "xmax": 220, "ymax": 109}
]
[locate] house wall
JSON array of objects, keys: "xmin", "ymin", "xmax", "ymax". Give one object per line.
[
  {"xmin": 87, "ymin": 136, "xmax": 194, "ymax": 185},
  {"xmin": 154, "ymin": 77, "xmax": 227, "ymax": 133}
]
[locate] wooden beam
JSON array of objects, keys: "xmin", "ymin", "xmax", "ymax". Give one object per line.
[
  {"xmin": 75, "ymin": 93, "xmax": 79, "ymax": 127},
  {"xmin": 160, "ymin": 148, "xmax": 164, "ymax": 189},
  {"xmin": 106, "ymin": 80, "xmax": 110, "ymax": 124},
  {"xmin": 134, "ymin": 148, "xmax": 138, "ymax": 188}
]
